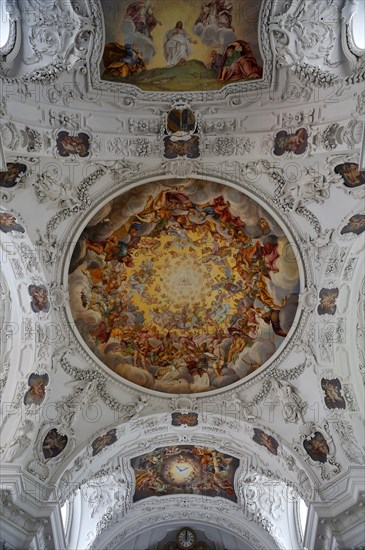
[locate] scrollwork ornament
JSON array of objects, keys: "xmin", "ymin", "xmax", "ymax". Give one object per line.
[
  {"xmin": 272, "ymin": 168, "xmax": 322, "ymax": 233},
  {"xmin": 35, "ymin": 231, "xmax": 61, "ymax": 271},
  {"xmin": 221, "ymin": 391, "xmax": 255, "ymax": 421},
  {"xmin": 342, "ymin": 384, "xmax": 358, "ymax": 411},
  {"xmin": 298, "ymin": 285, "xmax": 317, "ymax": 312},
  {"xmin": 291, "ymin": 62, "xmax": 343, "ymax": 89},
  {"xmin": 56, "ymin": 381, "xmax": 100, "ymax": 435},
  {"xmin": 33, "ymin": 173, "xmax": 77, "ymax": 210},
  {"xmin": 162, "ymin": 158, "xmax": 202, "ymax": 178},
  {"xmin": 6, "ymin": 420, "xmax": 34, "ymax": 461},
  {"xmin": 203, "ymin": 118, "xmax": 236, "ymax": 133},
  {"xmin": 332, "ymin": 420, "xmax": 364, "ymax": 464},
  {"xmin": 34, "ymin": 166, "xmax": 108, "ymax": 272},
  {"xmin": 26, "ymin": 459, "xmax": 50, "ymax": 482},
  {"xmin": 129, "ymin": 119, "xmax": 160, "ymax": 134},
  {"xmin": 48, "ymin": 284, "xmax": 68, "ymax": 310},
  {"xmin": 170, "ymin": 396, "xmax": 198, "ymax": 413},
  {"xmin": 86, "ymin": 0, "xmax": 273, "ymax": 104},
  {"xmin": 279, "ymin": 171, "xmax": 332, "ymax": 211},
  {"xmin": 107, "ymin": 137, "xmax": 155, "ymax": 157},
  {"xmin": 270, "ymin": 379, "xmax": 307, "ymax": 423},
  {"xmin": 57, "ymin": 352, "xmax": 149, "ymax": 419},
  {"xmin": 48, "ymin": 110, "xmax": 81, "ymax": 129},
  {"xmin": 206, "ymin": 136, "xmax": 254, "ymax": 156}
]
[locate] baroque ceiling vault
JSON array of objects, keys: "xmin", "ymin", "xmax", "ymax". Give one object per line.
[{"xmin": 0, "ymin": 1, "xmax": 364, "ymax": 549}]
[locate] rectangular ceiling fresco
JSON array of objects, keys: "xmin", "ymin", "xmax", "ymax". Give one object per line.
[
  {"xmin": 131, "ymin": 445, "xmax": 239, "ymax": 502},
  {"xmin": 100, "ymin": 0, "xmax": 263, "ymax": 91}
]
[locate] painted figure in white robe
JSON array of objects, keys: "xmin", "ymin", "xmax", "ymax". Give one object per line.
[{"xmin": 163, "ymin": 21, "xmax": 196, "ymax": 67}]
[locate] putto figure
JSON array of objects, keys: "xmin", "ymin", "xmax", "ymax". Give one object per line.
[
  {"xmin": 24, "ymin": 373, "xmax": 49, "ymax": 405},
  {"xmin": 273, "ymin": 128, "xmax": 308, "ymax": 156},
  {"xmin": 28, "ymin": 284, "xmax": 50, "ymax": 313},
  {"xmin": 0, "ymin": 212, "xmax": 25, "ymax": 234},
  {"xmin": 321, "ymin": 378, "xmax": 346, "ymax": 410},
  {"xmin": 56, "ymin": 132, "xmax": 90, "ymax": 158},
  {"xmin": 335, "ymin": 162, "xmax": 365, "ymax": 188}
]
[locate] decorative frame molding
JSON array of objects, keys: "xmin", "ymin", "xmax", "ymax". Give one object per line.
[
  {"xmin": 86, "ymin": 0, "xmax": 274, "ymax": 104},
  {"xmin": 49, "ymin": 164, "xmax": 311, "ymax": 404}
]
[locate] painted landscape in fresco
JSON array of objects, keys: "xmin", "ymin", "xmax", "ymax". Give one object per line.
[
  {"xmin": 131, "ymin": 445, "xmax": 239, "ymax": 502},
  {"xmin": 100, "ymin": 0, "xmax": 263, "ymax": 91},
  {"xmin": 68, "ymin": 179, "xmax": 300, "ymax": 395}
]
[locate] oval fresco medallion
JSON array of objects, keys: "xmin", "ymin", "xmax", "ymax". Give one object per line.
[{"xmin": 68, "ymin": 179, "xmax": 300, "ymax": 394}]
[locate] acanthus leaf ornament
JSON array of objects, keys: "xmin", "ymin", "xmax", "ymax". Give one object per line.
[
  {"xmin": 33, "ymin": 173, "xmax": 78, "ymax": 210},
  {"xmin": 332, "ymin": 420, "xmax": 364, "ymax": 464}
]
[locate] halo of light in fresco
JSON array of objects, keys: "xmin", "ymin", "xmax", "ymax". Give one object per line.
[{"xmin": 68, "ymin": 179, "xmax": 300, "ymax": 394}]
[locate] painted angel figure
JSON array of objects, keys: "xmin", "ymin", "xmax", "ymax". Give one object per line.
[{"xmin": 194, "ymin": 1, "xmax": 233, "ymax": 30}]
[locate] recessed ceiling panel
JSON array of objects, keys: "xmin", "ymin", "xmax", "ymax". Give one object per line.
[
  {"xmin": 68, "ymin": 179, "xmax": 300, "ymax": 394},
  {"xmin": 100, "ymin": 0, "xmax": 264, "ymax": 92},
  {"xmin": 131, "ymin": 445, "xmax": 239, "ymax": 502}
]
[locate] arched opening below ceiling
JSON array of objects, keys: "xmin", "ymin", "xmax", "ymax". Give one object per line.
[
  {"xmin": 352, "ymin": 1, "xmax": 365, "ymax": 50},
  {"xmin": 0, "ymin": 9, "xmax": 10, "ymax": 48}
]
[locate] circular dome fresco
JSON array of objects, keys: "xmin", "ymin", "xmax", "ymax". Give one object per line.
[{"xmin": 68, "ymin": 179, "xmax": 300, "ymax": 394}]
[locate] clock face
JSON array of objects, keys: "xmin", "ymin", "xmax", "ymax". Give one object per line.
[
  {"xmin": 168, "ymin": 460, "xmax": 196, "ymax": 484},
  {"xmin": 161, "ymin": 454, "xmax": 201, "ymax": 485},
  {"xmin": 177, "ymin": 528, "xmax": 196, "ymax": 548}
]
